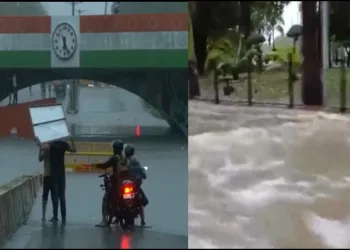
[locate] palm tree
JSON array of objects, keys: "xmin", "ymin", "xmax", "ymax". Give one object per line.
[{"xmin": 266, "ymin": 18, "xmax": 285, "ymax": 50}]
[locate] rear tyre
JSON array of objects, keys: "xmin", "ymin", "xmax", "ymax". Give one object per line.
[
  {"xmin": 105, "ymin": 197, "xmax": 115, "ymax": 227},
  {"xmin": 102, "ymin": 196, "xmax": 112, "ymax": 227},
  {"xmin": 119, "ymin": 213, "xmax": 134, "ymax": 231},
  {"xmin": 119, "ymin": 214, "xmax": 128, "ymax": 230}
]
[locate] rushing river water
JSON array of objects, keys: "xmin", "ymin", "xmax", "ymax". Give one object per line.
[{"xmin": 189, "ymin": 101, "xmax": 350, "ymax": 248}]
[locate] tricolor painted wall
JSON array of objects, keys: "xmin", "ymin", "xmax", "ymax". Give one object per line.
[{"xmin": 0, "ymin": 13, "xmax": 188, "ymax": 68}]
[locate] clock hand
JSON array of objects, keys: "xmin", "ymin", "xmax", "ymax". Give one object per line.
[
  {"xmin": 64, "ymin": 46, "xmax": 71, "ymax": 54},
  {"xmin": 61, "ymin": 36, "xmax": 70, "ymax": 54},
  {"xmin": 62, "ymin": 36, "xmax": 68, "ymax": 49}
]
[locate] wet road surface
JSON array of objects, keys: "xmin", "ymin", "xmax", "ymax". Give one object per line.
[
  {"xmin": 189, "ymin": 100, "xmax": 350, "ymax": 248},
  {"xmin": 3, "ymin": 138, "xmax": 188, "ymax": 249},
  {"xmin": 0, "ymin": 84, "xmax": 170, "ymax": 136}
]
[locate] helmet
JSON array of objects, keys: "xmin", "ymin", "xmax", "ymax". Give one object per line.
[
  {"xmin": 111, "ymin": 139, "xmax": 124, "ymax": 155},
  {"xmin": 124, "ymin": 144, "xmax": 135, "ymax": 158}
]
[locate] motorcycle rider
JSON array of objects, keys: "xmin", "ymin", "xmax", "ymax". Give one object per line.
[
  {"xmin": 123, "ymin": 144, "xmax": 148, "ymax": 226},
  {"xmin": 94, "ymin": 139, "xmax": 129, "ymax": 227}
]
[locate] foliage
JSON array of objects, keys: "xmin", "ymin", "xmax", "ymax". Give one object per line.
[
  {"xmin": 191, "ymin": 1, "xmax": 290, "ymax": 74},
  {"xmin": 204, "ymin": 37, "xmax": 236, "ymax": 74},
  {"xmin": 264, "ymin": 47, "xmax": 302, "ymax": 66},
  {"xmin": 204, "ymin": 35, "xmax": 262, "ymax": 79}
]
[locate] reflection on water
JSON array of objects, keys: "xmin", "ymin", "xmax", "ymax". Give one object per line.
[
  {"xmin": 189, "ymin": 101, "xmax": 350, "ymax": 248},
  {"xmin": 120, "ymin": 233, "xmax": 132, "ymax": 249}
]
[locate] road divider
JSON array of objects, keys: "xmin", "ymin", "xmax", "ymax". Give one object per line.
[
  {"xmin": 75, "ymin": 142, "xmax": 112, "ymax": 153},
  {"xmin": 65, "ymin": 151, "xmax": 112, "ymax": 173},
  {"xmin": 0, "ymin": 173, "xmax": 42, "ymax": 246}
]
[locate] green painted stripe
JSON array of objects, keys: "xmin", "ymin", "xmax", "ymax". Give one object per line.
[
  {"xmin": 0, "ymin": 51, "xmax": 50, "ymax": 68},
  {"xmin": 80, "ymin": 50, "xmax": 187, "ymax": 68}
]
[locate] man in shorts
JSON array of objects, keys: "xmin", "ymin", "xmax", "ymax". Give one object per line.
[{"xmin": 35, "ymin": 137, "xmax": 52, "ymax": 221}]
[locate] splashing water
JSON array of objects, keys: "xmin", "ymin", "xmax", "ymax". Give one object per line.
[{"xmin": 189, "ymin": 101, "xmax": 350, "ymax": 249}]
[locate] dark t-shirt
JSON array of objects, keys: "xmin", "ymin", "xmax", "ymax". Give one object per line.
[{"xmin": 49, "ymin": 141, "xmax": 69, "ymax": 178}]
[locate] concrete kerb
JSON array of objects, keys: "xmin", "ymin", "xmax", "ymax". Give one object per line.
[{"xmin": 0, "ymin": 173, "xmax": 42, "ymax": 247}]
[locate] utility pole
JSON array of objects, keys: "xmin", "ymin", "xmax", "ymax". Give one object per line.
[
  {"xmin": 76, "ymin": 9, "xmax": 86, "ymax": 16},
  {"xmin": 65, "ymin": 2, "xmax": 83, "ymax": 16},
  {"xmin": 65, "ymin": 2, "xmax": 83, "ymax": 114},
  {"xmin": 104, "ymin": 2, "xmax": 108, "ymax": 15}
]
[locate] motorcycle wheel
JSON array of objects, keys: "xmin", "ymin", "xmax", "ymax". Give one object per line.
[
  {"xmin": 106, "ymin": 205, "xmax": 115, "ymax": 227},
  {"xmin": 102, "ymin": 196, "xmax": 112, "ymax": 226},
  {"xmin": 119, "ymin": 213, "xmax": 134, "ymax": 231}
]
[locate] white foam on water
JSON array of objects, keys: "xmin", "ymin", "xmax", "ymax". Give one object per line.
[
  {"xmin": 189, "ymin": 101, "xmax": 350, "ymax": 248},
  {"xmin": 305, "ymin": 212, "xmax": 350, "ymax": 248}
]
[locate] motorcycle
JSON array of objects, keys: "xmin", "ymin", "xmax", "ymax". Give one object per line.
[{"xmin": 98, "ymin": 166, "xmax": 148, "ymax": 230}]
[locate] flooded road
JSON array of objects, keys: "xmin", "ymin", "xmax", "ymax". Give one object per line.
[
  {"xmin": 1, "ymin": 84, "xmax": 170, "ymax": 136},
  {"xmin": 3, "ymin": 137, "xmax": 188, "ymax": 248},
  {"xmin": 189, "ymin": 100, "xmax": 350, "ymax": 248}
]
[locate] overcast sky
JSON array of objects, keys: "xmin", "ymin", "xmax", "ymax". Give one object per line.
[
  {"xmin": 281, "ymin": 1, "xmax": 301, "ymax": 35},
  {"xmin": 42, "ymin": 2, "xmax": 187, "ymax": 16},
  {"xmin": 43, "ymin": 2, "xmax": 300, "ymax": 33},
  {"xmin": 43, "ymin": 2, "xmax": 110, "ymax": 15}
]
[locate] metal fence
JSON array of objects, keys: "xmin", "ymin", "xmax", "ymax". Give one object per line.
[{"xmin": 195, "ymin": 54, "xmax": 350, "ymax": 113}]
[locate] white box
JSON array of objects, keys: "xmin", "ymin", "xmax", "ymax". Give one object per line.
[{"xmin": 29, "ymin": 103, "xmax": 70, "ymax": 143}]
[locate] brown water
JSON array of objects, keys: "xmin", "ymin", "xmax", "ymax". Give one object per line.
[{"xmin": 189, "ymin": 101, "xmax": 350, "ymax": 248}]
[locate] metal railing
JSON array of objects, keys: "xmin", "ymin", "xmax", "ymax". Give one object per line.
[
  {"xmin": 200, "ymin": 53, "xmax": 350, "ymax": 113},
  {"xmin": 74, "ymin": 142, "xmax": 113, "ymax": 153},
  {"xmin": 65, "ymin": 151, "xmax": 112, "ymax": 173}
]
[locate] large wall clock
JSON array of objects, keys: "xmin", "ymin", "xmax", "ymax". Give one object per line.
[{"xmin": 52, "ymin": 22, "xmax": 78, "ymax": 61}]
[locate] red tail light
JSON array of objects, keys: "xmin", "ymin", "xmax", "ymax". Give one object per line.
[{"xmin": 123, "ymin": 185, "xmax": 134, "ymax": 194}]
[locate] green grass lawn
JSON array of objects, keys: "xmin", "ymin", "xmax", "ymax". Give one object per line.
[{"xmin": 199, "ymin": 68, "xmax": 350, "ymax": 108}]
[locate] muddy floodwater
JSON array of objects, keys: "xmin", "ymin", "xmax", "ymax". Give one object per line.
[{"xmin": 189, "ymin": 101, "xmax": 350, "ymax": 248}]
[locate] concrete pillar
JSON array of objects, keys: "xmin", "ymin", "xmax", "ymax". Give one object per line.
[
  {"xmin": 321, "ymin": 1, "xmax": 329, "ymax": 105},
  {"xmin": 67, "ymin": 79, "xmax": 80, "ymax": 114},
  {"xmin": 40, "ymin": 82, "xmax": 46, "ymax": 99}
]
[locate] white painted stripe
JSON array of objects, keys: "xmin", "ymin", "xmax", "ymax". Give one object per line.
[
  {"xmin": 80, "ymin": 31, "xmax": 188, "ymax": 51},
  {"xmin": 0, "ymin": 31, "xmax": 188, "ymax": 51},
  {"xmin": 0, "ymin": 34, "xmax": 50, "ymax": 51}
]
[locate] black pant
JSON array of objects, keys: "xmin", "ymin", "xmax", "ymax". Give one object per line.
[
  {"xmin": 139, "ymin": 187, "xmax": 148, "ymax": 206},
  {"xmin": 42, "ymin": 176, "xmax": 53, "ymax": 202},
  {"xmin": 51, "ymin": 177, "xmax": 66, "ymax": 220},
  {"xmin": 12, "ymin": 92, "xmax": 17, "ymax": 104}
]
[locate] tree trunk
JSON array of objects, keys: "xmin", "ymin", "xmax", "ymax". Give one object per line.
[
  {"xmin": 191, "ymin": 2, "xmax": 211, "ymax": 75},
  {"xmin": 301, "ymin": 1, "xmax": 323, "ymax": 105},
  {"xmin": 272, "ymin": 29, "xmax": 275, "ymax": 50},
  {"xmin": 192, "ymin": 28, "xmax": 208, "ymax": 75},
  {"xmin": 240, "ymin": 2, "xmax": 252, "ymax": 42}
]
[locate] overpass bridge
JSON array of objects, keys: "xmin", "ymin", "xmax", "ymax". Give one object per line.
[{"xmin": 0, "ymin": 13, "xmax": 188, "ymax": 135}]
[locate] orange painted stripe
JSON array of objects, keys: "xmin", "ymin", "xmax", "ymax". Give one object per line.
[
  {"xmin": 80, "ymin": 13, "xmax": 188, "ymax": 33},
  {"xmin": 0, "ymin": 16, "xmax": 51, "ymax": 33}
]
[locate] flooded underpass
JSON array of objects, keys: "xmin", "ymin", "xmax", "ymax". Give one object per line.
[
  {"xmin": 0, "ymin": 83, "xmax": 187, "ymax": 248},
  {"xmin": 189, "ymin": 100, "xmax": 350, "ymax": 248},
  {"xmin": 3, "ymin": 137, "xmax": 188, "ymax": 249}
]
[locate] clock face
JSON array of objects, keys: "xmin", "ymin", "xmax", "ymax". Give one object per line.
[{"xmin": 52, "ymin": 23, "xmax": 78, "ymax": 60}]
